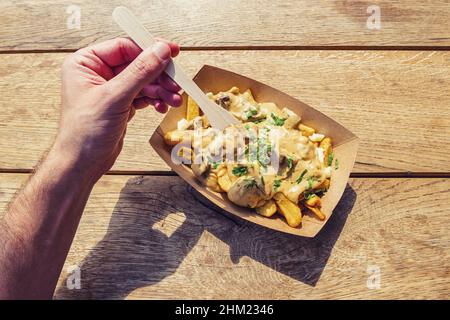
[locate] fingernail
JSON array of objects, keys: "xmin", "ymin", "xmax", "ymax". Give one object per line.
[{"xmin": 152, "ymin": 42, "xmax": 171, "ymax": 61}]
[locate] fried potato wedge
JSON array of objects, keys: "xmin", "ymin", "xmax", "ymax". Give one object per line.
[
  {"xmin": 305, "ymin": 205, "xmax": 326, "ymax": 221},
  {"xmin": 320, "ymin": 137, "xmax": 333, "ymax": 166},
  {"xmin": 256, "ymin": 199, "xmax": 277, "ymax": 217},
  {"xmin": 274, "ymin": 193, "xmax": 302, "ymax": 227},
  {"xmin": 176, "ymin": 146, "xmax": 192, "ymax": 163},
  {"xmin": 204, "ymin": 172, "xmax": 223, "ymax": 193},
  {"xmin": 305, "ymin": 194, "xmax": 321, "ymax": 207},
  {"xmin": 227, "ymin": 86, "xmax": 240, "ymax": 94},
  {"xmin": 298, "ymin": 123, "xmax": 315, "ymax": 137},
  {"xmin": 201, "ymin": 115, "xmax": 210, "ymax": 128},
  {"xmin": 321, "ymin": 178, "xmax": 331, "ymax": 190},
  {"xmin": 164, "ymin": 130, "xmax": 187, "ymax": 146},
  {"xmin": 243, "ymin": 89, "xmax": 257, "ymax": 104},
  {"xmin": 217, "ymin": 172, "xmax": 233, "ymax": 192},
  {"xmin": 187, "ymin": 96, "xmax": 200, "ymax": 121}
]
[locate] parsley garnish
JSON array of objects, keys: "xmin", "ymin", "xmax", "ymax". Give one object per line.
[
  {"xmin": 207, "ymin": 155, "xmax": 221, "ymax": 169},
  {"xmin": 273, "ymin": 179, "xmax": 281, "ymax": 190},
  {"xmin": 306, "ymin": 192, "xmax": 316, "ymax": 200},
  {"xmin": 296, "ymin": 169, "xmax": 308, "ymax": 184},
  {"xmin": 232, "ymin": 166, "xmax": 248, "ymax": 177},
  {"xmin": 334, "ymin": 158, "xmax": 339, "ymax": 170},
  {"xmin": 287, "ymin": 156, "xmax": 293, "ymax": 169},
  {"xmin": 270, "ymin": 113, "xmax": 286, "ymax": 126},
  {"xmin": 251, "ymin": 118, "xmax": 265, "ymax": 124},
  {"xmin": 306, "ymin": 177, "xmax": 315, "ymax": 190},
  {"xmin": 245, "ymin": 108, "xmax": 258, "ymax": 119},
  {"xmin": 305, "ymin": 188, "xmax": 327, "ymax": 200},
  {"xmin": 327, "ymin": 152, "xmax": 334, "ymax": 167}
]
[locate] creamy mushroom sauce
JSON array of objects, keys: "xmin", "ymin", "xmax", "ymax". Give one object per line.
[{"xmin": 172, "ymin": 87, "xmax": 332, "ymax": 209}]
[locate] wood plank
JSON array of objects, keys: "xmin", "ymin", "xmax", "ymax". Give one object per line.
[
  {"xmin": 1, "ymin": 51, "xmax": 449, "ymax": 173},
  {"xmin": 0, "ymin": 174, "xmax": 448, "ymax": 299},
  {"xmin": 0, "ymin": 0, "xmax": 450, "ymax": 50}
]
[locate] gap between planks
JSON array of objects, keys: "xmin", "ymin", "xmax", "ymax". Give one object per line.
[
  {"xmin": 0, "ymin": 168, "xmax": 449, "ymax": 178},
  {"xmin": 1, "ymin": 45, "xmax": 450, "ymax": 55}
]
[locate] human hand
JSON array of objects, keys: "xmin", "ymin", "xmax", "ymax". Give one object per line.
[{"xmin": 54, "ymin": 38, "xmax": 181, "ymax": 182}]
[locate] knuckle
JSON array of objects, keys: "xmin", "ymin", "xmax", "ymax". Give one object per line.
[
  {"xmin": 62, "ymin": 49, "xmax": 87, "ymax": 69},
  {"xmin": 131, "ymin": 54, "xmax": 157, "ymax": 79}
]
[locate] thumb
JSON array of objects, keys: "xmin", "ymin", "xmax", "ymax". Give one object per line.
[{"xmin": 108, "ymin": 41, "xmax": 171, "ymax": 99}]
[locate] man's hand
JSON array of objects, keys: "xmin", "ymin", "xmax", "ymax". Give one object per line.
[
  {"xmin": 0, "ymin": 38, "xmax": 182, "ymax": 299},
  {"xmin": 57, "ymin": 38, "xmax": 182, "ymax": 181}
]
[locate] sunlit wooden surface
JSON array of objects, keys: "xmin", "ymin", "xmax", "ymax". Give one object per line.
[{"xmin": 0, "ymin": 1, "xmax": 448, "ymax": 299}]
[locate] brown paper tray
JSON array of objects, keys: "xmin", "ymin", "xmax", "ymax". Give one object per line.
[{"xmin": 150, "ymin": 65, "xmax": 359, "ymax": 237}]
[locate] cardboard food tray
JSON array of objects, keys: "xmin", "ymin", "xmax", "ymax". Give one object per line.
[{"xmin": 150, "ymin": 65, "xmax": 359, "ymax": 237}]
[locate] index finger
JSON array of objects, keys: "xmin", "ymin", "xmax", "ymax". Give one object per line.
[{"xmin": 89, "ymin": 37, "xmax": 180, "ymax": 67}]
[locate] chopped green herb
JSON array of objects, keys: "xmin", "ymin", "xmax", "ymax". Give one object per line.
[
  {"xmin": 306, "ymin": 177, "xmax": 315, "ymax": 190},
  {"xmin": 273, "ymin": 179, "xmax": 281, "ymax": 190},
  {"xmin": 271, "ymin": 113, "xmax": 286, "ymax": 126},
  {"xmin": 245, "ymin": 108, "xmax": 258, "ymax": 119},
  {"xmin": 260, "ymin": 176, "xmax": 265, "ymax": 186},
  {"xmin": 232, "ymin": 166, "xmax": 248, "ymax": 177},
  {"xmin": 305, "ymin": 188, "xmax": 327, "ymax": 200},
  {"xmin": 251, "ymin": 118, "xmax": 265, "ymax": 124},
  {"xmin": 306, "ymin": 192, "xmax": 316, "ymax": 200},
  {"xmin": 327, "ymin": 152, "xmax": 334, "ymax": 167},
  {"xmin": 244, "ymin": 124, "xmax": 250, "ymax": 130},
  {"xmin": 334, "ymin": 158, "xmax": 339, "ymax": 170},
  {"xmin": 207, "ymin": 155, "xmax": 221, "ymax": 169},
  {"xmin": 296, "ymin": 169, "xmax": 308, "ymax": 184},
  {"xmin": 287, "ymin": 156, "xmax": 293, "ymax": 169}
]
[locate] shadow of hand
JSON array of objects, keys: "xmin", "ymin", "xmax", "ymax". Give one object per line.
[
  {"xmin": 56, "ymin": 176, "xmax": 205, "ymax": 299},
  {"xmin": 56, "ymin": 176, "xmax": 356, "ymax": 298}
]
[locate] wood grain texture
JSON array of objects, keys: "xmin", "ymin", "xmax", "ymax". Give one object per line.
[
  {"xmin": 0, "ymin": 51, "xmax": 449, "ymax": 172},
  {"xmin": 0, "ymin": 174, "xmax": 448, "ymax": 299},
  {"xmin": 1, "ymin": 0, "xmax": 450, "ymax": 50}
]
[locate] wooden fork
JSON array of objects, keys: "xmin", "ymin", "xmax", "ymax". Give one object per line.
[{"xmin": 112, "ymin": 6, "xmax": 239, "ymax": 130}]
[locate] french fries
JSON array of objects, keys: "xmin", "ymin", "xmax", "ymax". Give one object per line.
[
  {"xmin": 163, "ymin": 87, "xmax": 335, "ymax": 230},
  {"xmin": 298, "ymin": 123, "xmax": 315, "ymax": 137},
  {"xmin": 243, "ymin": 89, "xmax": 256, "ymax": 104},
  {"xmin": 217, "ymin": 172, "xmax": 233, "ymax": 192},
  {"xmin": 201, "ymin": 115, "xmax": 210, "ymax": 128},
  {"xmin": 186, "ymin": 96, "xmax": 200, "ymax": 121},
  {"xmin": 256, "ymin": 199, "xmax": 277, "ymax": 217},
  {"xmin": 227, "ymin": 86, "xmax": 240, "ymax": 94},
  {"xmin": 176, "ymin": 146, "xmax": 192, "ymax": 163},
  {"xmin": 305, "ymin": 194, "xmax": 321, "ymax": 207},
  {"xmin": 204, "ymin": 172, "xmax": 223, "ymax": 193},
  {"xmin": 322, "ymin": 178, "xmax": 331, "ymax": 189},
  {"xmin": 164, "ymin": 130, "xmax": 186, "ymax": 146},
  {"xmin": 320, "ymin": 137, "xmax": 333, "ymax": 166},
  {"xmin": 305, "ymin": 194, "xmax": 326, "ymax": 221},
  {"xmin": 273, "ymin": 193, "xmax": 302, "ymax": 228},
  {"xmin": 305, "ymin": 205, "xmax": 326, "ymax": 221}
]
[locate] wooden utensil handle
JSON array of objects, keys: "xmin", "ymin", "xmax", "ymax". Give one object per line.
[
  {"xmin": 113, "ymin": 6, "xmax": 238, "ymax": 129},
  {"xmin": 112, "ymin": 7, "xmax": 200, "ymax": 94}
]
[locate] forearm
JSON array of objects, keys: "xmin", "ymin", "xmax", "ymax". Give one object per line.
[{"xmin": 0, "ymin": 144, "xmax": 96, "ymax": 299}]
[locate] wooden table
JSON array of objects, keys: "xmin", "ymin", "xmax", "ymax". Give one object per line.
[{"xmin": 0, "ymin": 1, "xmax": 449, "ymax": 299}]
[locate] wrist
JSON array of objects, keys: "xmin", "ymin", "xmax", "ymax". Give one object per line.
[{"xmin": 46, "ymin": 141, "xmax": 100, "ymax": 188}]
